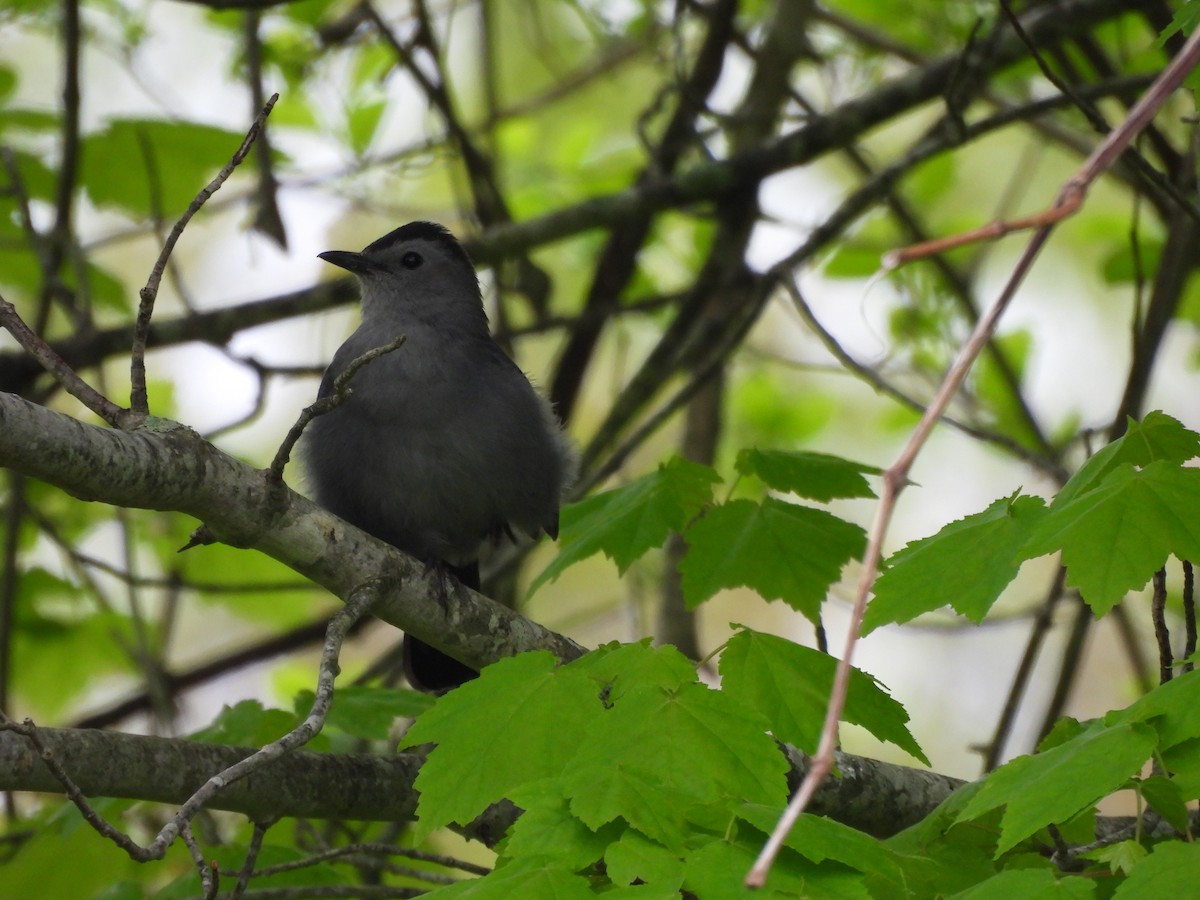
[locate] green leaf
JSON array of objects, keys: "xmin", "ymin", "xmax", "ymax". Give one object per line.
[
  {"xmin": 14, "ymin": 609, "xmax": 134, "ymax": 717},
  {"xmin": 720, "ymin": 629, "xmax": 927, "ymax": 763},
  {"xmin": 604, "ymin": 832, "xmax": 685, "ymax": 890},
  {"xmin": 905, "ymin": 154, "xmax": 959, "ymax": 207},
  {"xmin": 399, "ymin": 652, "xmax": 602, "ymax": 841},
  {"xmin": 347, "ymin": 97, "xmax": 387, "ymax": 156},
  {"xmin": 864, "ymin": 493, "xmax": 1047, "ymax": 632},
  {"xmin": 958, "ymin": 719, "xmax": 1157, "ymax": 855},
  {"xmin": 0, "ymin": 106, "xmax": 60, "ymax": 134},
  {"xmin": 1052, "ymin": 411, "xmax": 1200, "ymax": 509},
  {"xmin": 420, "ymin": 858, "xmax": 595, "ymax": 899},
  {"xmin": 81, "ymin": 119, "xmax": 258, "ymax": 218},
  {"xmin": 731, "ymin": 367, "xmax": 836, "ymax": 446},
  {"xmin": 735, "ymin": 448, "xmax": 880, "ymax": 501},
  {"xmin": 974, "ymin": 329, "xmax": 1042, "ymax": 450},
  {"xmin": 1023, "ymin": 461, "xmax": 1200, "ymax": 614},
  {"xmin": 1101, "ymin": 238, "xmax": 1162, "ymax": 285},
  {"xmin": 680, "ymin": 498, "xmax": 865, "ymax": 622},
  {"xmin": 568, "ymin": 639, "xmax": 697, "ymax": 701},
  {"xmin": 1084, "ymin": 838, "xmax": 1147, "ymax": 876},
  {"xmin": 0, "ymin": 801, "xmax": 165, "ymax": 900},
  {"xmin": 501, "ymin": 796, "xmax": 623, "ymax": 872},
  {"xmin": 1160, "ymin": 737, "xmax": 1200, "ymax": 800},
  {"xmin": 1138, "ymin": 775, "xmax": 1190, "ymax": 834},
  {"xmin": 529, "ymin": 457, "xmax": 720, "ymax": 595},
  {"xmin": 1038, "ymin": 716, "xmax": 1088, "ymax": 751},
  {"xmin": 563, "ymin": 679, "xmax": 788, "ymax": 850},
  {"xmin": 1156, "ymin": 1, "xmax": 1200, "ymax": 46},
  {"xmin": 91, "ymin": 882, "xmax": 146, "ymax": 900},
  {"xmin": 562, "ymin": 760, "xmax": 697, "ymax": 849},
  {"xmin": 293, "ymin": 685, "xmax": 433, "ymax": 740},
  {"xmin": 1112, "ymin": 841, "xmax": 1200, "ymax": 896},
  {"xmin": 821, "ymin": 243, "xmax": 884, "ymax": 278},
  {"xmin": 1, "ymin": 148, "xmax": 57, "ymax": 201},
  {"xmin": 683, "ymin": 838, "xmax": 872, "ymax": 899},
  {"xmin": 948, "ymin": 868, "xmax": 1096, "ymax": 899},
  {"xmin": 1111, "ymin": 668, "xmax": 1200, "ymax": 752},
  {"xmin": 736, "ymin": 803, "xmax": 905, "ymax": 880},
  {"xmin": 189, "ymin": 700, "xmax": 309, "ymax": 747}
]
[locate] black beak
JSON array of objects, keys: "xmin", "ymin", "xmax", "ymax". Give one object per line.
[{"xmin": 318, "ymin": 250, "xmax": 373, "ymax": 274}]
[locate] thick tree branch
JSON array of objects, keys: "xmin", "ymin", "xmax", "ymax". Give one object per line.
[
  {"xmin": 0, "ymin": 392, "xmax": 584, "ymax": 673},
  {"xmin": 0, "ymin": 725, "xmax": 960, "ymax": 842},
  {"xmin": 0, "ymin": 723, "xmax": 1164, "ymax": 850}
]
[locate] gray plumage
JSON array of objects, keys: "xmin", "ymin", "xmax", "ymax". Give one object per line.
[{"xmin": 304, "ymin": 221, "xmax": 575, "ymax": 689}]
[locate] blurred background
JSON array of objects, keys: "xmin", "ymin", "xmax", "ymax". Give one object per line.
[{"xmin": 0, "ymin": 0, "xmax": 1196, "ymax": 794}]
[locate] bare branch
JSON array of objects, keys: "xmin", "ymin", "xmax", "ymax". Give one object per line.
[
  {"xmin": 129, "ymin": 92, "xmax": 279, "ymax": 418},
  {"xmin": 1185, "ymin": 562, "xmax": 1196, "ymax": 674},
  {"xmin": 1153, "ymin": 567, "xmax": 1173, "ymax": 684},
  {"xmin": 0, "ymin": 292, "xmax": 125, "ymax": 425},
  {"xmin": 180, "ymin": 823, "xmax": 218, "ymax": 899},
  {"xmin": 0, "ymin": 391, "xmax": 587, "ymax": 674},
  {"xmin": 232, "ymin": 821, "xmax": 273, "ymax": 900},
  {"xmin": 0, "ymin": 582, "xmax": 376, "ymax": 876},
  {"xmin": 887, "ymin": 26, "xmax": 1200, "ymax": 267},
  {"xmin": 0, "ymin": 713, "xmax": 152, "ymax": 859}
]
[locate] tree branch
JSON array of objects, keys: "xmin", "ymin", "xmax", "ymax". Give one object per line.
[
  {"xmin": 0, "ymin": 392, "xmax": 585, "ymax": 673},
  {"xmin": 0, "ymin": 724, "xmax": 960, "ymax": 842}
]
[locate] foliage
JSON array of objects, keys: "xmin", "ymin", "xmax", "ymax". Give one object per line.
[{"xmin": 1, "ymin": 0, "xmax": 1199, "ymax": 898}]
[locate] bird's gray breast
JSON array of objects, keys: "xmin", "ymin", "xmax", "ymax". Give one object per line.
[{"xmin": 306, "ymin": 326, "xmax": 562, "ymax": 564}]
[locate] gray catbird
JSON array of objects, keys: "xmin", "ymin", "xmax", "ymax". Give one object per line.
[{"xmin": 304, "ymin": 221, "xmax": 576, "ymax": 691}]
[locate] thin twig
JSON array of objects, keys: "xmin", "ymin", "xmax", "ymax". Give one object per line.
[
  {"xmin": 1184, "ymin": 561, "xmax": 1196, "ymax": 675},
  {"xmin": 244, "ymin": 11, "xmax": 287, "ymax": 249},
  {"xmin": 886, "ymin": 27, "xmax": 1200, "ymax": 268},
  {"xmin": 979, "ymin": 567, "xmax": 1068, "ymax": 772},
  {"xmin": 232, "ymin": 819, "xmax": 273, "ymax": 899},
  {"xmin": 159, "ymin": 582, "xmax": 378, "ymax": 847},
  {"xmin": 884, "ymin": 197, "xmax": 1082, "ymax": 268},
  {"xmin": 1152, "ymin": 567, "xmax": 1173, "ymax": 684},
  {"xmin": 180, "ymin": 822, "xmax": 218, "ymax": 900},
  {"xmin": 227, "ymin": 841, "xmax": 491, "ymax": 880},
  {"xmin": 1110, "ymin": 601, "xmax": 1155, "ymax": 695},
  {"xmin": 1035, "ymin": 599, "xmax": 1093, "ymax": 745},
  {"xmin": 783, "ymin": 279, "xmax": 1063, "ymax": 475},
  {"xmin": 0, "ymin": 474, "xmax": 25, "ymax": 819},
  {"xmin": 41, "ymin": 0, "xmax": 83, "ymax": 335},
  {"xmin": 0, "ymin": 712, "xmax": 152, "ymax": 858},
  {"xmin": 0, "ymin": 583, "xmax": 378, "ymax": 875},
  {"xmin": 998, "ymin": 0, "xmax": 1199, "ymax": 223},
  {"xmin": 129, "ymin": 92, "xmax": 279, "ymax": 417},
  {"xmin": 746, "ymin": 28, "xmax": 1200, "ymax": 886},
  {"xmin": 267, "ymin": 336, "xmax": 406, "ymax": 482},
  {"xmin": 0, "ymin": 292, "xmax": 125, "ymax": 425}
]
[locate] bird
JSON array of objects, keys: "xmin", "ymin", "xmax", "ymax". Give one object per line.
[{"xmin": 304, "ymin": 221, "xmax": 576, "ymax": 691}]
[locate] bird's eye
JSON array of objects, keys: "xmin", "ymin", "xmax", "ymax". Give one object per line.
[{"xmin": 401, "ymin": 251, "xmax": 423, "ymax": 270}]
